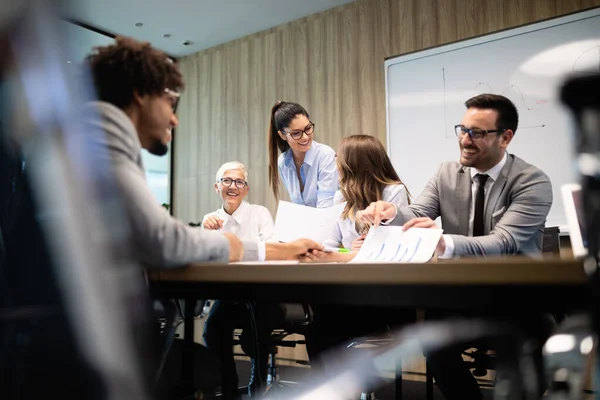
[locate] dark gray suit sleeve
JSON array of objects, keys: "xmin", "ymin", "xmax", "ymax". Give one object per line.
[
  {"xmin": 389, "ymin": 164, "xmax": 443, "ymax": 226},
  {"xmin": 449, "ymin": 168, "xmax": 552, "ymax": 256}
]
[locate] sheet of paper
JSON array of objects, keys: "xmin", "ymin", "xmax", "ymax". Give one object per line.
[
  {"xmin": 350, "ymin": 226, "xmax": 443, "ymax": 263},
  {"xmin": 273, "ymin": 201, "xmax": 345, "ymax": 243}
]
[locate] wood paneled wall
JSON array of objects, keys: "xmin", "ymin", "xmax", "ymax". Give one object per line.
[{"xmin": 173, "ymin": 0, "xmax": 600, "ymax": 222}]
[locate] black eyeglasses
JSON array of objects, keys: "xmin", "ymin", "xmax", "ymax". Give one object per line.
[
  {"xmin": 455, "ymin": 124, "xmax": 506, "ymax": 141},
  {"xmin": 220, "ymin": 177, "xmax": 247, "ymax": 189},
  {"xmin": 282, "ymin": 122, "xmax": 315, "ymax": 140}
]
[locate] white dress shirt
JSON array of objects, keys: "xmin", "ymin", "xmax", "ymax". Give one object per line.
[
  {"xmin": 324, "ymin": 184, "xmax": 410, "ymax": 250},
  {"xmin": 202, "ymin": 201, "xmax": 274, "ymax": 261},
  {"xmin": 440, "ymin": 151, "xmax": 508, "ymax": 258}
]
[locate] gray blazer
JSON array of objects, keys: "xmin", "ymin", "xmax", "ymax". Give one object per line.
[
  {"xmin": 391, "ymin": 154, "xmax": 552, "ymax": 257},
  {"xmin": 83, "ymin": 101, "xmax": 260, "ymax": 267}
]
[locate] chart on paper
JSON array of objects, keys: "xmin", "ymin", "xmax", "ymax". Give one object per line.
[{"xmin": 350, "ymin": 226, "xmax": 443, "ymax": 263}]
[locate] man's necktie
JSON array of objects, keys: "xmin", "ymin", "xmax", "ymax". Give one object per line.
[{"xmin": 473, "ymin": 173, "xmax": 489, "ymax": 237}]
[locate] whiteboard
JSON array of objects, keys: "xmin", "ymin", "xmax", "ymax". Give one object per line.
[{"xmin": 385, "ymin": 8, "xmax": 600, "ymax": 231}]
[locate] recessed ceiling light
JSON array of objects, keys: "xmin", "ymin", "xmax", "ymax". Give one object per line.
[
  {"xmin": 67, "ymin": 60, "xmax": 71, "ymax": 64},
  {"xmin": 182, "ymin": 40, "xmax": 193, "ymax": 46},
  {"xmin": 163, "ymin": 34, "xmax": 172, "ymax": 38},
  {"xmin": 135, "ymin": 22, "xmax": 144, "ymax": 27}
]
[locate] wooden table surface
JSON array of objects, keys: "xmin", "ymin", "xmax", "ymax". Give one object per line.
[{"xmin": 149, "ymin": 256, "xmax": 589, "ymax": 311}]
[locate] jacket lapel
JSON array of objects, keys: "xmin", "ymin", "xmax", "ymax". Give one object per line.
[
  {"xmin": 456, "ymin": 167, "xmax": 471, "ymax": 236},
  {"xmin": 484, "ymin": 155, "xmax": 513, "ymax": 233}
]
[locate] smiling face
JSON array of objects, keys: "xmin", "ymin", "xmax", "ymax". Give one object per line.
[
  {"xmin": 458, "ymin": 107, "xmax": 513, "ymax": 171},
  {"xmin": 278, "ymin": 114, "xmax": 313, "ymax": 155},
  {"xmin": 136, "ymin": 90, "xmax": 179, "ymax": 156},
  {"xmin": 214, "ymin": 169, "xmax": 249, "ymax": 212}
]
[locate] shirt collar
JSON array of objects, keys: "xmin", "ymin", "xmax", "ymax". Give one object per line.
[
  {"xmin": 470, "ymin": 151, "xmax": 507, "ymax": 183},
  {"xmin": 219, "ymin": 200, "xmax": 248, "ymax": 224},
  {"xmin": 283, "ymin": 141, "xmax": 318, "ymax": 168}
]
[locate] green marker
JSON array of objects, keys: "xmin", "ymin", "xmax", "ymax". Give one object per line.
[{"xmin": 323, "ymin": 247, "xmax": 350, "ymax": 253}]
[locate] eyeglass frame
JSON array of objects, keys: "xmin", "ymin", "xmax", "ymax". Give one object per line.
[
  {"xmin": 281, "ymin": 122, "xmax": 315, "ymax": 140},
  {"xmin": 454, "ymin": 124, "xmax": 507, "ymax": 141},
  {"xmin": 165, "ymin": 88, "xmax": 180, "ymax": 113},
  {"xmin": 219, "ymin": 177, "xmax": 248, "ymax": 189}
]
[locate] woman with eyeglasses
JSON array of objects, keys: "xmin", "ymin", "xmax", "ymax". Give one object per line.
[
  {"xmin": 202, "ymin": 161, "xmax": 274, "ymax": 242},
  {"xmin": 202, "ymin": 161, "xmax": 279, "ymax": 399},
  {"xmin": 268, "ymin": 101, "xmax": 338, "ymax": 208}
]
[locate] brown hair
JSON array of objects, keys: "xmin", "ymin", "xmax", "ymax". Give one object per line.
[
  {"xmin": 465, "ymin": 93, "xmax": 519, "ymax": 134},
  {"xmin": 337, "ymin": 135, "xmax": 411, "ymax": 232},
  {"xmin": 268, "ymin": 101, "xmax": 310, "ymax": 200},
  {"xmin": 85, "ymin": 36, "xmax": 184, "ymax": 110}
]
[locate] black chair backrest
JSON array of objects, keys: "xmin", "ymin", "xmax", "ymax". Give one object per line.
[{"xmin": 542, "ymin": 227, "xmax": 561, "ymax": 256}]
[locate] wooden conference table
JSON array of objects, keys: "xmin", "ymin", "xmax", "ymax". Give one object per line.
[{"xmin": 148, "ymin": 257, "xmax": 590, "ymax": 394}]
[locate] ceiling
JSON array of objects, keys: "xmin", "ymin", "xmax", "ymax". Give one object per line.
[{"xmin": 64, "ymin": 0, "xmax": 355, "ymax": 58}]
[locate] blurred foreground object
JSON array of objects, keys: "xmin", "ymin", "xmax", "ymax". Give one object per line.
[
  {"xmin": 0, "ymin": 0, "xmax": 154, "ymax": 398},
  {"xmin": 559, "ymin": 72, "xmax": 600, "ymax": 400}
]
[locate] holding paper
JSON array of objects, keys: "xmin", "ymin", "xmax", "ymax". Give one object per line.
[
  {"xmin": 273, "ymin": 201, "xmax": 345, "ymax": 243},
  {"xmin": 350, "ymin": 226, "xmax": 443, "ymax": 263}
]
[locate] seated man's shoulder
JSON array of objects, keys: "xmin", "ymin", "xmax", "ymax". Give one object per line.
[
  {"xmin": 435, "ymin": 160, "xmax": 463, "ymax": 175},
  {"xmin": 510, "ymin": 154, "xmax": 551, "ymax": 182}
]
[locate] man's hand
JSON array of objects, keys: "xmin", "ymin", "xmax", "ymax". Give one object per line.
[
  {"xmin": 300, "ymin": 249, "xmax": 356, "ymax": 263},
  {"xmin": 203, "ymin": 216, "xmax": 224, "ymax": 230},
  {"xmin": 299, "ymin": 249, "xmax": 334, "ymax": 263},
  {"xmin": 350, "ymin": 233, "xmax": 366, "ymax": 252},
  {"xmin": 223, "ymin": 232, "xmax": 244, "ymax": 262},
  {"xmin": 356, "ymin": 201, "xmax": 397, "ymax": 226},
  {"xmin": 403, "ymin": 217, "xmax": 446, "ymax": 255},
  {"xmin": 283, "ymin": 239, "xmax": 324, "ymax": 260}
]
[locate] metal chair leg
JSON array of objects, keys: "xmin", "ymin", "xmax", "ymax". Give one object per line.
[
  {"xmin": 394, "ymin": 357, "xmax": 403, "ymax": 400},
  {"xmin": 426, "ymin": 362, "xmax": 434, "ymax": 400}
]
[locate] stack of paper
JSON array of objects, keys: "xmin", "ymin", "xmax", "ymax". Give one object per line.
[
  {"xmin": 273, "ymin": 201, "xmax": 345, "ymax": 243},
  {"xmin": 350, "ymin": 226, "xmax": 443, "ymax": 263}
]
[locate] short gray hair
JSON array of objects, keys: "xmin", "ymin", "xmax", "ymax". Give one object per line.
[{"xmin": 215, "ymin": 161, "xmax": 249, "ymax": 183}]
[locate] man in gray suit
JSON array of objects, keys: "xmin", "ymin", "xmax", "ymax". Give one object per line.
[
  {"xmin": 83, "ymin": 37, "xmax": 320, "ymax": 268},
  {"xmin": 358, "ymin": 94, "xmax": 552, "ymax": 258},
  {"xmin": 357, "ymin": 93, "xmax": 553, "ymax": 400}
]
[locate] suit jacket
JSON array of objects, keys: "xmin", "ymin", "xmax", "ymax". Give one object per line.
[
  {"xmin": 83, "ymin": 101, "xmax": 261, "ymax": 266},
  {"xmin": 390, "ymin": 154, "xmax": 552, "ymax": 257}
]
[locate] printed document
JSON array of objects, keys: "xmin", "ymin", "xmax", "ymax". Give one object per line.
[{"xmin": 350, "ymin": 226, "xmax": 443, "ymax": 263}]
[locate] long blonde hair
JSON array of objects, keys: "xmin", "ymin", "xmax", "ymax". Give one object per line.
[{"xmin": 337, "ymin": 135, "xmax": 410, "ymax": 232}]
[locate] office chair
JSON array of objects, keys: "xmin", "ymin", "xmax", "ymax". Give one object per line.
[
  {"xmin": 154, "ymin": 299, "xmax": 185, "ymax": 390},
  {"xmin": 215, "ymin": 303, "xmax": 312, "ymax": 398},
  {"xmin": 262, "ymin": 303, "xmax": 313, "ymax": 396}
]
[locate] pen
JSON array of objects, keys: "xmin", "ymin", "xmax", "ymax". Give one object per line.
[{"xmin": 323, "ymin": 247, "xmax": 350, "ymax": 253}]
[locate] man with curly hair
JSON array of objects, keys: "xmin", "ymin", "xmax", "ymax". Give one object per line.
[{"xmin": 83, "ymin": 37, "xmax": 320, "ymax": 268}]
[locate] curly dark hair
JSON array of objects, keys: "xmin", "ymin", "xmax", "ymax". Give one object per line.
[{"xmin": 85, "ymin": 36, "xmax": 184, "ymax": 109}]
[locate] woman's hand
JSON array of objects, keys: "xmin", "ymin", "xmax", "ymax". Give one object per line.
[
  {"xmin": 203, "ymin": 216, "xmax": 224, "ymax": 230},
  {"xmin": 351, "ymin": 233, "xmax": 367, "ymax": 252}
]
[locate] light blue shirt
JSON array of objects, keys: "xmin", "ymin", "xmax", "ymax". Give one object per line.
[
  {"xmin": 324, "ymin": 184, "xmax": 409, "ymax": 249},
  {"xmin": 278, "ymin": 141, "xmax": 339, "ymax": 208}
]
